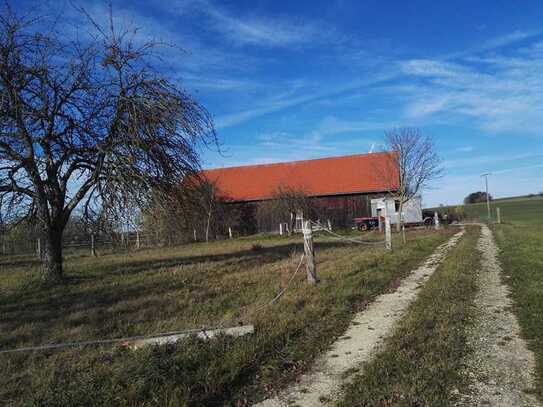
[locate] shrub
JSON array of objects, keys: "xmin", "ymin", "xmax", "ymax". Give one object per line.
[{"xmin": 251, "ymin": 243, "xmax": 263, "ymax": 252}]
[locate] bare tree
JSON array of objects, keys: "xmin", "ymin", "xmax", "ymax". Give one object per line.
[
  {"xmin": 270, "ymin": 186, "xmax": 313, "ymax": 234},
  {"xmin": 0, "ymin": 8, "xmax": 216, "ymax": 280},
  {"xmin": 381, "ymin": 128, "xmax": 442, "ymax": 241}
]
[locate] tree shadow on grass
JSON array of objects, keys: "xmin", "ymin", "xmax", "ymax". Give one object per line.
[
  {"xmin": 0, "ymin": 240, "xmax": 358, "ymax": 347},
  {"xmin": 0, "ymin": 256, "xmax": 41, "ymax": 269}
]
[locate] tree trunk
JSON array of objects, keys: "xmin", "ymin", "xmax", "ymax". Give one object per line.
[
  {"xmin": 396, "ymin": 199, "xmax": 404, "ymax": 233},
  {"xmin": 205, "ymin": 206, "xmax": 212, "ymax": 243},
  {"xmin": 42, "ymin": 226, "xmax": 64, "ymax": 281}
]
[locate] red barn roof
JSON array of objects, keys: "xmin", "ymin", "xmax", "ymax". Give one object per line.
[{"xmin": 201, "ymin": 153, "xmax": 399, "ymax": 203}]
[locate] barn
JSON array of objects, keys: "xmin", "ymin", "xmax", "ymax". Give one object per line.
[{"xmin": 201, "ymin": 152, "xmax": 399, "ymax": 234}]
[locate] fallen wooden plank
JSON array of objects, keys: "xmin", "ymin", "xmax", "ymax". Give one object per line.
[
  {"xmin": 0, "ymin": 325, "xmax": 255, "ymax": 354},
  {"xmin": 122, "ymin": 325, "xmax": 255, "ymax": 350}
]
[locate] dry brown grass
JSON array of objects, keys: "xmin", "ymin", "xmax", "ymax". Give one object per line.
[{"xmin": 0, "ymin": 228, "xmax": 453, "ymax": 406}]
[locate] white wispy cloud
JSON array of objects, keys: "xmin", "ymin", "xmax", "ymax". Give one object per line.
[
  {"xmin": 188, "ymin": 0, "xmax": 343, "ymax": 48},
  {"xmin": 398, "ymin": 41, "xmax": 543, "ymax": 134},
  {"xmin": 315, "ymin": 116, "xmax": 393, "ymax": 136},
  {"xmin": 215, "ymin": 72, "xmax": 396, "ymax": 129},
  {"xmin": 454, "ymin": 146, "xmax": 474, "ymax": 153},
  {"xmin": 442, "ymin": 29, "xmax": 543, "ymax": 60},
  {"xmin": 493, "ymin": 163, "xmax": 543, "ymax": 175},
  {"xmin": 443, "ymin": 152, "xmax": 543, "ymax": 170}
]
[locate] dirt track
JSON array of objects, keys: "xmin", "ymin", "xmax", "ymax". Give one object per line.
[
  {"xmin": 256, "ymin": 228, "xmax": 466, "ymax": 407},
  {"xmin": 457, "ymin": 224, "xmax": 541, "ymax": 407}
]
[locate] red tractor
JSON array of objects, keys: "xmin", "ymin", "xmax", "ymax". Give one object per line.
[{"xmin": 353, "ymin": 216, "xmax": 380, "ymax": 231}]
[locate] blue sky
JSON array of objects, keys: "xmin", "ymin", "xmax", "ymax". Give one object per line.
[{"xmin": 19, "ymin": 0, "xmax": 543, "ymax": 206}]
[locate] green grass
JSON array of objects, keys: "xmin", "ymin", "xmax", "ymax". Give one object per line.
[
  {"xmin": 0, "ymin": 228, "xmax": 453, "ymax": 406},
  {"xmin": 493, "ymin": 222, "xmax": 543, "ymax": 401},
  {"xmin": 434, "ymin": 195, "xmax": 543, "ymax": 402},
  {"xmin": 337, "ymin": 226, "xmax": 479, "ymax": 407},
  {"xmin": 429, "ymin": 195, "xmax": 543, "ymax": 224}
]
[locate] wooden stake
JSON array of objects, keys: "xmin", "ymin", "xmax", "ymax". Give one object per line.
[
  {"xmin": 384, "ymin": 216, "xmax": 392, "ymax": 250},
  {"xmin": 434, "ymin": 211, "xmax": 440, "ymax": 230},
  {"xmin": 497, "ymin": 207, "xmax": 501, "ymax": 224},
  {"xmin": 228, "ymin": 226, "xmax": 233, "ymax": 239},
  {"xmin": 91, "ymin": 234, "xmax": 97, "ymax": 257},
  {"xmin": 303, "ymin": 220, "xmax": 318, "ymax": 285},
  {"xmin": 327, "ymin": 219, "xmax": 332, "ymax": 231},
  {"xmin": 279, "ymin": 223, "xmax": 284, "ymax": 236},
  {"xmin": 36, "ymin": 238, "xmax": 41, "ymax": 258},
  {"xmin": 193, "ymin": 228, "xmax": 197, "ymax": 242}
]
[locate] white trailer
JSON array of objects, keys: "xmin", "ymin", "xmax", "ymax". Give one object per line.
[{"xmin": 370, "ymin": 196, "xmax": 423, "ymax": 225}]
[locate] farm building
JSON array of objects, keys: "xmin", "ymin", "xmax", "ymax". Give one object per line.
[{"xmin": 200, "ymin": 152, "xmax": 400, "ymax": 234}]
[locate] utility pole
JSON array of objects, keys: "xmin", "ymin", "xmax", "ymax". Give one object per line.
[{"xmin": 481, "ymin": 173, "xmax": 492, "ymax": 222}]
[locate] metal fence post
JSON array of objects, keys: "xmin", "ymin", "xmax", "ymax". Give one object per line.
[{"xmin": 303, "ymin": 220, "xmax": 318, "ymax": 285}]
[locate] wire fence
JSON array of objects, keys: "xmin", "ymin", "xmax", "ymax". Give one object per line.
[
  {"xmin": 0, "ymin": 217, "xmax": 396, "ymax": 354},
  {"xmin": 0, "ymin": 251, "xmax": 308, "ymax": 354},
  {"xmin": 310, "ymin": 220, "xmax": 386, "ymax": 246},
  {"xmin": 0, "ymin": 232, "xmax": 166, "ymax": 258}
]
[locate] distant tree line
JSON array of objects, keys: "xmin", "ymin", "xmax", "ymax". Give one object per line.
[{"xmin": 464, "ymin": 191, "xmax": 493, "ymax": 204}]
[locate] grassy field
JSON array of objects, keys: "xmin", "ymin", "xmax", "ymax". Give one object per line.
[
  {"xmin": 430, "ymin": 195, "xmax": 543, "ymax": 224},
  {"xmin": 0, "ymin": 228, "xmax": 453, "ymax": 406},
  {"xmin": 490, "ymin": 197, "xmax": 543, "ymax": 400},
  {"xmin": 335, "ymin": 196, "xmax": 543, "ymax": 406},
  {"xmin": 434, "ymin": 195, "xmax": 543, "ymax": 401},
  {"xmin": 338, "ymin": 226, "xmax": 479, "ymax": 406}
]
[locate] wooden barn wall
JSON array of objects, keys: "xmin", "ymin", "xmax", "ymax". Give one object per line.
[{"xmin": 225, "ymin": 193, "xmax": 384, "ymax": 235}]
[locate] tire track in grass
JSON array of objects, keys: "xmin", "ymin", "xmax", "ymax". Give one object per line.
[
  {"xmin": 255, "ymin": 228, "xmax": 465, "ymax": 407},
  {"xmin": 334, "ymin": 225, "xmax": 479, "ymax": 407},
  {"xmin": 457, "ymin": 224, "xmax": 541, "ymax": 407}
]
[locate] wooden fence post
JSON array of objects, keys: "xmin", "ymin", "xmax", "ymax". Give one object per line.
[
  {"xmin": 384, "ymin": 216, "xmax": 392, "ymax": 250},
  {"xmin": 193, "ymin": 228, "xmax": 197, "ymax": 242},
  {"xmin": 36, "ymin": 238, "xmax": 41, "ymax": 258},
  {"xmin": 228, "ymin": 226, "xmax": 233, "ymax": 239},
  {"xmin": 279, "ymin": 223, "xmax": 284, "ymax": 236},
  {"xmin": 496, "ymin": 207, "xmax": 501, "ymax": 224},
  {"xmin": 434, "ymin": 211, "xmax": 440, "ymax": 230},
  {"xmin": 303, "ymin": 220, "xmax": 318, "ymax": 285},
  {"xmin": 91, "ymin": 234, "xmax": 97, "ymax": 257}
]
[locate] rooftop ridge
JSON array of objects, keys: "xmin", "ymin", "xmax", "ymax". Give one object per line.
[{"xmin": 203, "ymin": 151, "xmax": 390, "ymax": 173}]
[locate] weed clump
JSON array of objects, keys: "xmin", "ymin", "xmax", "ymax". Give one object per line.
[{"xmin": 251, "ymin": 243, "xmax": 263, "ymax": 252}]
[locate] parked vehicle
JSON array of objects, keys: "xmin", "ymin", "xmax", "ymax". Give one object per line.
[
  {"xmin": 353, "ymin": 216, "xmax": 380, "ymax": 231},
  {"xmin": 354, "ymin": 197, "xmax": 428, "ymax": 231},
  {"xmin": 370, "ymin": 197, "xmax": 423, "ymax": 225}
]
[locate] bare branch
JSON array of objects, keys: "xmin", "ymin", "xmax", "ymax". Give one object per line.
[{"xmin": 0, "ymin": 5, "xmax": 217, "ymax": 279}]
